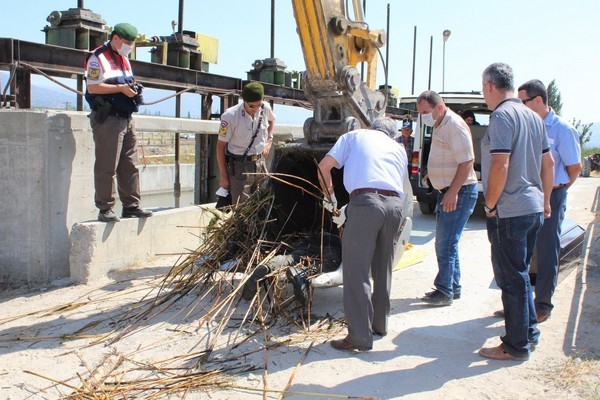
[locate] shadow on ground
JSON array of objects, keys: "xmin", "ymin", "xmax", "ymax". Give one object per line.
[{"xmin": 565, "ymin": 188, "xmax": 600, "ymax": 358}]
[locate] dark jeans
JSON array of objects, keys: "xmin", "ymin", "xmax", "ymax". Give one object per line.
[
  {"xmin": 487, "ymin": 212, "xmax": 542, "ymax": 357},
  {"xmin": 535, "ymin": 186, "xmax": 567, "ymax": 314}
]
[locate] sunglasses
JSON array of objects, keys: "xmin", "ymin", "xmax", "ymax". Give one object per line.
[{"xmin": 522, "ymin": 96, "xmax": 537, "ymax": 105}]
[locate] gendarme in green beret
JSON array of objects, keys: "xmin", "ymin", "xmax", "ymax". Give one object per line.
[
  {"xmin": 242, "ymin": 82, "xmax": 264, "ymax": 102},
  {"xmin": 113, "ymin": 23, "xmax": 138, "ymax": 41}
]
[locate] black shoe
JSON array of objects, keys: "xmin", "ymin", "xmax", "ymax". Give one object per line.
[
  {"xmin": 421, "ymin": 289, "xmax": 453, "ymax": 306},
  {"xmin": 242, "ymin": 264, "xmax": 271, "ymax": 300},
  {"xmin": 286, "ymin": 266, "xmax": 311, "ymax": 305},
  {"xmin": 426, "ymin": 290, "xmax": 461, "ymax": 300},
  {"xmin": 530, "ymin": 341, "xmax": 538, "ymax": 352},
  {"xmin": 122, "ymin": 207, "xmax": 153, "ymax": 218},
  {"xmin": 98, "ymin": 209, "xmax": 120, "ymax": 223}
]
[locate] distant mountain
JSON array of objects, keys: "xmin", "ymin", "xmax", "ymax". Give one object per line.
[
  {"xmin": 1, "ymin": 71, "xmax": 181, "ymax": 116},
  {"xmin": 2, "ymin": 71, "xmax": 597, "ymax": 135},
  {"xmin": 1, "ymin": 71, "xmax": 311, "ymax": 124},
  {"xmin": 31, "ymin": 84, "xmax": 79, "ymax": 110}
]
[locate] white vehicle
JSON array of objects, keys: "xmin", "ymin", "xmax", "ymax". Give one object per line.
[{"xmin": 398, "ymin": 92, "xmax": 491, "ymax": 214}]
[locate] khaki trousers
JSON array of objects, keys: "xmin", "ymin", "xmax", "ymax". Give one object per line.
[{"xmin": 227, "ymin": 158, "xmax": 268, "ymax": 205}]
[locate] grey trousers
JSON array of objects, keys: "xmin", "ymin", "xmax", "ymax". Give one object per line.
[
  {"xmin": 341, "ymin": 193, "xmax": 403, "ymax": 347},
  {"xmin": 90, "ymin": 114, "xmax": 141, "ymax": 211}
]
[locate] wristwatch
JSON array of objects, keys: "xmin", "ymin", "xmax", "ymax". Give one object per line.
[{"xmin": 484, "ymin": 204, "xmax": 497, "ymax": 213}]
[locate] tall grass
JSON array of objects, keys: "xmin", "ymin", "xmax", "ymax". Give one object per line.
[{"xmin": 137, "ymin": 132, "xmax": 196, "ymax": 164}]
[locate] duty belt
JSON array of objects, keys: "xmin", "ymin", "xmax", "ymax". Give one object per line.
[
  {"xmin": 350, "ymin": 188, "xmax": 399, "ymax": 199},
  {"xmin": 107, "ymin": 109, "xmax": 132, "ymax": 119},
  {"xmin": 228, "ymin": 153, "xmax": 262, "ymax": 162}
]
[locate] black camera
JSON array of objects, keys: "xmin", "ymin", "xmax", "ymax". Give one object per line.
[{"xmin": 130, "ymin": 83, "xmax": 144, "ymax": 105}]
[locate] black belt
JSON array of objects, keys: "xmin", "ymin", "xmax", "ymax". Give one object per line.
[
  {"xmin": 350, "ymin": 188, "xmax": 399, "ymax": 199},
  {"xmin": 553, "ymin": 183, "xmax": 566, "ymax": 190},
  {"xmin": 107, "ymin": 109, "xmax": 132, "ymax": 119},
  {"xmin": 227, "ymin": 153, "xmax": 262, "ymax": 162}
]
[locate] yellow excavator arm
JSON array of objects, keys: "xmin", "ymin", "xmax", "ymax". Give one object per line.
[{"xmin": 291, "ymin": 0, "xmax": 387, "ymax": 143}]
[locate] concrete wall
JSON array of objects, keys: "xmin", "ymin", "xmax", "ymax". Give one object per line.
[
  {"xmin": 139, "ymin": 164, "xmax": 195, "ymax": 194},
  {"xmin": 69, "ymin": 206, "xmax": 216, "ymax": 283},
  {"xmin": 0, "ymin": 110, "xmax": 303, "ymax": 286}
]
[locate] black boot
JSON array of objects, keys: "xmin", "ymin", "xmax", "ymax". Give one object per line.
[
  {"xmin": 242, "ymin": 264, "xmax": 271, "ymax": 300},
  {"xmin": 286, "ymin": 266, "xmax": 311, "ymax": 305}
]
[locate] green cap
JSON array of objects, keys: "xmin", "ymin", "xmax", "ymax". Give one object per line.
[
  {"xmin": 242, "ymin": 82, "xmax": 264, "ymax": 102},
  {"xmin": 112, "ymin": 23, "xmax": 138, "ymax": 41}
]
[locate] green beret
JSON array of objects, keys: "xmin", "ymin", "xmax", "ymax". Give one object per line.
[
  {"xmin": 112, "ymin": 23, "xmax": 138, "ymax": 41},
  {"xmin": 242, "ymin": 82, "xmax": 264, "ymax": 102}
]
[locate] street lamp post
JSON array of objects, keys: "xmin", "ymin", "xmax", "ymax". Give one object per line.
[{"xmin": 442, "ymin": 29, "xmax": 451, "ymax": 92}]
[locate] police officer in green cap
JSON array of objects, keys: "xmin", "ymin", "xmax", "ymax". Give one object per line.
[
  {"xmin": 216, "ymin": 82, "xmax": 276, "ymax": 205},
  {"xmin": 84, "ymin": 22, "xmax": 152, "ymax": 222}
]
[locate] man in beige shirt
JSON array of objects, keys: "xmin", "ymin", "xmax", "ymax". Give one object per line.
[{"xmin": 417, "ymin": 90, "xmax": 478, "ymax": 306}]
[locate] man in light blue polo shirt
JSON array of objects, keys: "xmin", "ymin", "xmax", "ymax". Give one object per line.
[{"xmin": 518, "ymin": 79, "xmax": 581, "ymax": 323}]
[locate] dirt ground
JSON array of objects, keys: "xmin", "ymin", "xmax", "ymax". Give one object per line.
[{"xmin": 1, "ymin": 178, "xmax": 599, "ymax": 400}]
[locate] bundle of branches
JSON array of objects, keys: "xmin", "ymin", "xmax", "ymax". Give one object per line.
[
  {"xmin": 109, "ymin": 186, "xmax": 337, "ymax": 346},
  {"xmin": 21, "ymin": 178, "xmax": 347, "ymax": 399}
]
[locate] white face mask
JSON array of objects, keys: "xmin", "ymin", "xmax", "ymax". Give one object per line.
[
  {"xmin": 421, "ymin": 112, "xmax": 435, "ymax": 127},
  {"xmin": 118, "ymin": 43, "xmax": 133, "ymax": 57}
]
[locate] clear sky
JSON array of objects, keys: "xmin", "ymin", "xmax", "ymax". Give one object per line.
[{"xmin": 1, "ymin": 0, "xmax": 599, "ymax": 126}]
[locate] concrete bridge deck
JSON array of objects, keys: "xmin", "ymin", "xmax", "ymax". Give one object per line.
[{"xmin": 0, "ymin": 109, "xmax": 302, "ymax": 286}]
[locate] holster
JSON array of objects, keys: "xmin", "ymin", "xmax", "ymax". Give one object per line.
[
  {"xmin": 93, "ymin": 96, "xmax": 112, "ymax": 124},
  {"xmin": 225, "ymin": 150, "xmax": 235, "ymax": 175}
]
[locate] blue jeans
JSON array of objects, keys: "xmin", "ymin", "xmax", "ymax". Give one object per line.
[
  {"xmin": 487, "ymin": 212, "xmax": 542, "ymax": 357},
  {"xmin": 535, "ymin": 186, "xmax": 567, "ymax": 314},
  {"xmin": 434, "ymin": 184, "xmax": 477, "ymax": 297}
]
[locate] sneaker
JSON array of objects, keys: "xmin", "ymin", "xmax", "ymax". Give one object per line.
[
  {"xmin": 530, "ymin": 341, "xmax": 538, "ymax": 352},
  {"xmin": 421, "ymin": 289, "xmax": 453, "ymax": 306},
  {"xmin": 122, "ymin": 207, "xmax": 153, "ymax": 218},
  {"xmin": 98, "ymin": 209, "xmax": 120, "ymax": 223},
  {"xmin": 425, "ymin": 289, "xmax": 461, "ymax": 300}
]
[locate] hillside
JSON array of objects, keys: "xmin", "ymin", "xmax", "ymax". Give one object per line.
[{"xmin": 1, "ymin": 71, "xmax": 598, "ymax": 134}]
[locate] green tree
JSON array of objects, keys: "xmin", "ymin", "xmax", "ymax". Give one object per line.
[
  {"xmin": 571, "ymin": 118, "xmax": 594, "ymax": 149},
  {"xmin": 547, "ymin": 79, "xmax": 563, "ymax": 115}
]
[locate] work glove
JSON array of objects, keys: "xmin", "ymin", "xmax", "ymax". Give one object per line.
[
  {"xmin": 332, "ymin": 205, "xmax": 347, "ymax": 227},
  {"xmin": 323, "ymin": 192, "xmax": 338, "ymax": 213}
]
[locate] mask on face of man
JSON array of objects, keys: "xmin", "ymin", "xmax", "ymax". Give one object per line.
[
  {"xmin": 421, "ymin": 112, "xmax": 435, "ymax": 127},
  {"xmin": 118, "ymin": 43, "xmax": 133, "ymax": 57}
]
